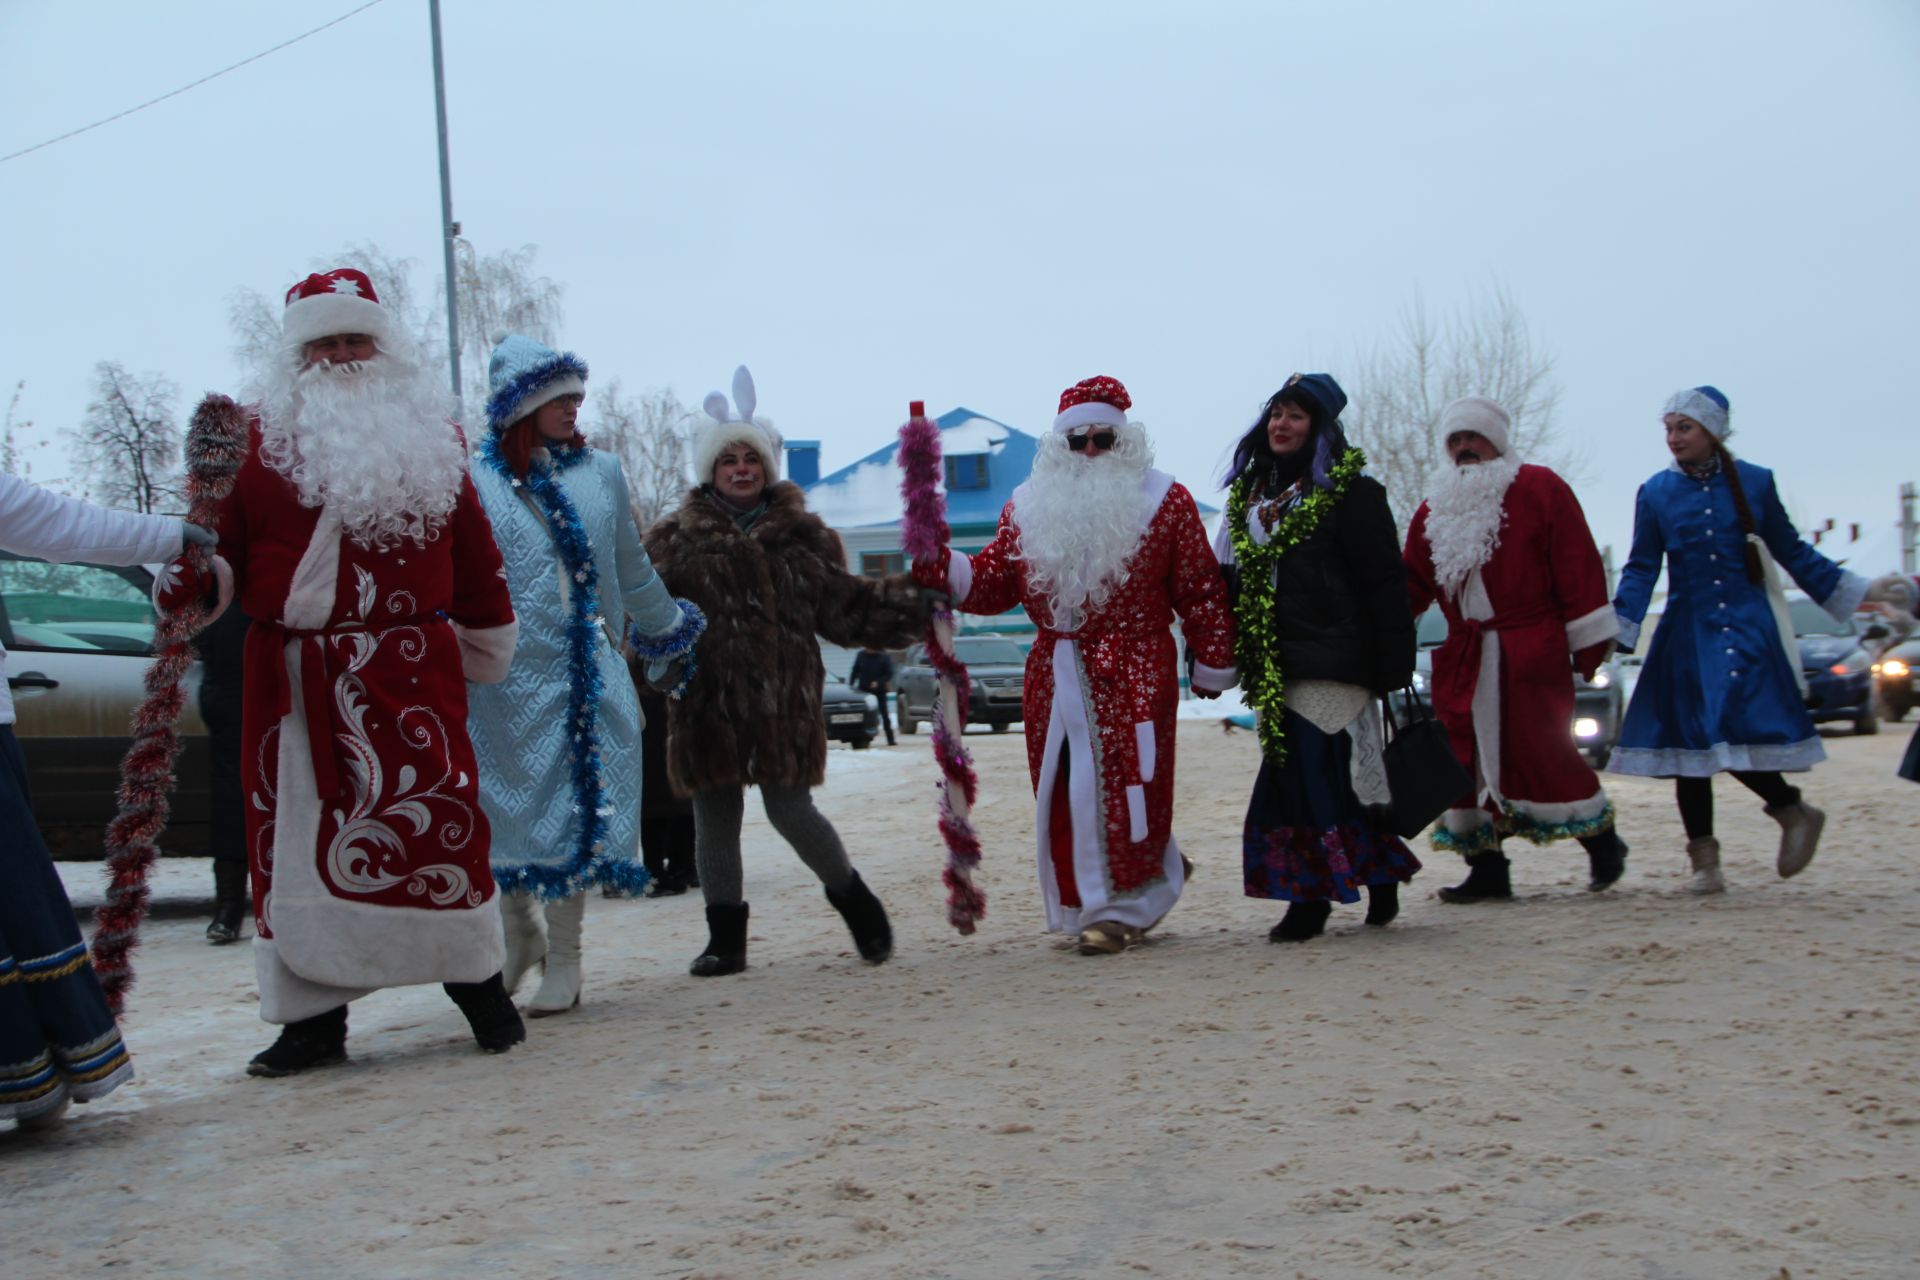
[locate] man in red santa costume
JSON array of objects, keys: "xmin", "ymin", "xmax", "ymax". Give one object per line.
[
  {"xmin": 1402, "ymin": 396, "xmax": 1628, "ymax": 902},
  {"xmin": 912, "ymin": 376, "xmax": 1236, "ymax": 954},
  {"xmin": 161, "ymin": 268, "xmax": 523, "ymax": 1075}
]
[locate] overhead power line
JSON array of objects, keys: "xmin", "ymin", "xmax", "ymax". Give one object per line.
[{"xmin": 0, "ymin": 0, "xmax": 387, "ymax": 165}]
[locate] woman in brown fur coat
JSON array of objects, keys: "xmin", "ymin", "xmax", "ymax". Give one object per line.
[{"xmin": 643, "ymin": 368, "xmax": 928, "ymax": 976}]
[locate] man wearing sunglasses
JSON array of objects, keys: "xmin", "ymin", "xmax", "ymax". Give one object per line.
[{"xmin": 912, "ymin": 376, "xmax": 1236, "ymax": 955}]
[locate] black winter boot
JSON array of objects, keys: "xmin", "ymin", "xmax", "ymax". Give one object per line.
[
  {"xmin": 206, "ymin": 859, "xmax": 249, "ymax": 944},
  {"xmin": 1268, "ymin": 900, "xmax": 1333, "ymax": 943},
  {"xmin": 825, "ymin": 871, "xmax": 893, "ymax": 965},
  {"xmin": 247, "ymin": 1006, "xmax": 348, "ymax": 1077},
  {"xmin": 444, "ymin": 973, "xmax": 526, "ymax": 1053},
  {"xmin": 1579, "ymin": 832, "xmax": 1628, "ymax": 891},
  {"xmin": 1437, "ymin": 851, "xmax": 1513, "ymax": 904},
  {"xmin": 1364, "ymin": 882, "xmax": 1400, "ymax": 927},
  {"xmin": 690, "ymin": 902, "xmax": 750, "ymax": 976}
]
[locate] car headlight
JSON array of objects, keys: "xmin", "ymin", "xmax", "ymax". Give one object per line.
[
  {"xmin": 864, "ymin": 693, "xmax": 879, "ymax": 711},
  {"xmin": 1410, "ymin": 671, "xmax": 1428, "ymax": 692},
  {"xmin": 1573, "ymin": 717, "xmax": 1601, "ymax": 739},
  {"xmin": 1883, "ymin": 659, "xmax": 1910, "ymax": 677},
  {"xmin": 1589, "ymin": 669, "xmax": 1611, "ymax": 688},
  {"xmin": 1828, "ymin": 652, "xmax": 1870, "ymax": 677}
]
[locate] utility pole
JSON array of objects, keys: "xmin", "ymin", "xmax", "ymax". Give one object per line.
[
  {"xmin": 1901, "ymin": 481, "xmax": 1917, "ymax": 575},
  {"xmin": 428, "ymin": 0, "xmax": 463, "ymax": 418}
]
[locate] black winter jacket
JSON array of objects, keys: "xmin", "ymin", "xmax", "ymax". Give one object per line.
[{"xmin": 1234, "ymin": 475, "xmax": 1415, "ymax": 695}]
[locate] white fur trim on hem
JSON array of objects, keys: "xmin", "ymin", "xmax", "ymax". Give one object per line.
[
  {"xmin": 1053, "ymin": 402, "xmax": 1129, "ymax": 433},
  {"xmin": 1566, "ymin": 603, "xmax": 1617, "ymax": 651},
  {"xmin": 1191, "ymin": 661, "xmax": 1236, "ymax": 692},
  {"xmin": 947, "ymin": 549, "xmax": 974, "ymax": 606},
  {"xmin": 1504, "ymin": 790, "xmax": 1609, "ymax": 825},
  {"xmin": 455, "ymin": 619, "xmax": 517, "ymax": 684},
  {"xmin": 1607, "ymin": 737, "xmax": 1827, "ymax": 777}
]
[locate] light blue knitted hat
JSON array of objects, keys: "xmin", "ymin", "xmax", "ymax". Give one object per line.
[{"xmin": 486, "ymin": 334, "xmax": 587, "ymax": 433}]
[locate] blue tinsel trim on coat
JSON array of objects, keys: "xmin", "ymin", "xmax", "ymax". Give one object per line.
[
  {"xmin": 628, "ymin": 598, "xmax": 706, "ymax": 700},
  {"xmin": 486, "ymin": 352, "xmax": 589, "ymax": 434},
  {"xmin": 478, "ymin": 433, "xmax": 644, "ymax": 899}
]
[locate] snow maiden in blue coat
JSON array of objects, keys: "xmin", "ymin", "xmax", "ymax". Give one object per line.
[
  {"xmin": 467, "ymin": 336, "xmax": 703, "ymax": 1016},
  {"xmin": 1609, "ymin": 386, "xmax": 1867, "ymax": 892}
]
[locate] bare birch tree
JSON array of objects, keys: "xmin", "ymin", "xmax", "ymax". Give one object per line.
[
  {"xmin": 1342, "ymin": 283, "xmax": 1573, "ymax": 529},
  {"xmin": 75, "ymin": 362, "xmax": 183, "ymax": 513},
  {"xmin": 592, "ymin": 381, "xmax": 690, "ymax": 530},
  {"xmin": 3, "ymin": 381, "xmax": 36, "ymax": 477}
]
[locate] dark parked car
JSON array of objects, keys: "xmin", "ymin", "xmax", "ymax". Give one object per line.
[
  {"xmin": 1875, "ymin": 638, "xmax": 1918, "ymax": 722},
  {"xmin": 1793, "ymin": 598, "xmax": 1879, "ymax": 734},
  {"xmin": 822, "ymin": 676, "xmax": 881, "ymax": 749},
  {"xmin": 2, "ymin": 551, "xmax": 210, "ymax": 857},
  {"xmin": 896, "ymin": 635, "xmax": 1028, "ymax": 734},
  {"xmin": 1391, "ymin": 610, "xmax": 1625, "ymax": 766}
]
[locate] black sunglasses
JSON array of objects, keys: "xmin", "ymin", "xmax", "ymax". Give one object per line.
[{"xmin": 1067, "ymin": 430, "xmax": 1118, "ymax": 452}]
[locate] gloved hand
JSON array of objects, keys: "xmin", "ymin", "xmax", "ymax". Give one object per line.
[
  {"xmin": 645, "ymin": 656, "xmax": 687, "ymax": 695},
  {"xmin": 181, "ymin": 521, "xmax": 217, "ymax": 549},
  {"xmin": 910, "ymin": 546, "xmax": 951, "ymax": 591},
  {"xmin": 1866, "ymin": 572, "xmax": 1918, "ymax": 613}
]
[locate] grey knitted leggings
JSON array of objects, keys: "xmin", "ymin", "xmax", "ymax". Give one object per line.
[{"xmin": 691, "ymin": 783, "xmax": 855, "ymax": 906}]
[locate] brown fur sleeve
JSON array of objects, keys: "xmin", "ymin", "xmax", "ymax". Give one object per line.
[{"xmin": 785, "ymin": 506, "xmax": 929, "ymax": 650}]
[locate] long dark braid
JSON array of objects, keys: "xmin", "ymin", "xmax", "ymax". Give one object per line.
[{"xmin": 1712, "ymin": 439, "xmax": 1766, "ymax": 586}]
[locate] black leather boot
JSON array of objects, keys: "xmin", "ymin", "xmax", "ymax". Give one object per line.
[
  {"xmin": 690, "ymin": 902, "xmax": 750, "ymax": 976},
  {"xmin": 1268, "ymin": 900, "xmax": 1333, "ymax": 943},
  {"xmin": 444, "ymin": 973, "xmax": 526, "ymax": 1053},
  {"xmin": 247, "ymin": 1006, "xmax": 348, "ymax": 1077},
  {"xmin": 1437, "ymin": 850, "xmax": 1513, "ymax": 904},
  {"xmin": 825, "ymin": 871, "xmax": 893, "ymax": 965},
  {"xmin": 206, "ymin": 859, "xmax": 249, "ymax": 944},
  {"xmin": 1579, "ymin": 832, "xmax": 1628, "ymax": 891},
  {"xmin": 1364, "ymin": 882, "xmax": 1400, "ymax": 927}
]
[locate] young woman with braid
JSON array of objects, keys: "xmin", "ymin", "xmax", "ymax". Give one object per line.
[{"xmin": 1610, "ymin": 387, "xmax": 1870, "ymax": 891}]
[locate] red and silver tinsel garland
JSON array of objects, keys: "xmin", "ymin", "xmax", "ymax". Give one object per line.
[
  {"xmin": 89, "ymin": 394, "xmax": 248, "ymax": 1014},
  {"xmin": 897, "ymin": 403, "xmax": 985, "ymax": 933}
]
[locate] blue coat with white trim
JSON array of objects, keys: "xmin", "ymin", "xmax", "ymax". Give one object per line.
[{"xmin": 1610, "ymin": 457, "xmax": 1866, "ymax": 777}]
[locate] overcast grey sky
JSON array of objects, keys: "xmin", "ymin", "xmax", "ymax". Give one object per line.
[{"xmin": 3, "ymin": 0, "xmax": 1915, "ymax": 566}]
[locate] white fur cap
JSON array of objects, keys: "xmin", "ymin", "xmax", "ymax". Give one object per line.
[
  {"xmin": 1438, "ymin": 396, "xmax": 1512, "ymax": 456},
  {"xmin": 692, "ymin": 365, "xmax": 783, "ymax": 484}
]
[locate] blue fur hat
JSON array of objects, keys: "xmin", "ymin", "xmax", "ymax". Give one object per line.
[{"xmin": 486, "ymin": 334, "xmax": 588, "ymax": 433}]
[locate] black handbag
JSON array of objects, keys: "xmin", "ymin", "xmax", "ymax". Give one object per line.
[{"xmin": 1380, "ymin": 686, "xmax": 1473, "ymax": 839}]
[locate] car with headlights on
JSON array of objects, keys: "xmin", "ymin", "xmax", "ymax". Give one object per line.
[
  {"xmin": 1873, "ymin": 637, "xmax": 1918, "ymax": 723},
  {"xmin": 2, "ymin": 550, "xmax": 211, "ymax": 857},
  {"xmin": 821, "ymin": 676, "xmax": 881, "ymax": 749},
  {"xmin": 1791, "ymin": 597, "xmax": 1878, "ymax": 734},
  {"xmin": 1391, "ymin": 610, "xmax": 1625, "ymax": 766},
  {"xmin": 896, "ymin": 634, "xmax": 1028, "ymax": 734}
]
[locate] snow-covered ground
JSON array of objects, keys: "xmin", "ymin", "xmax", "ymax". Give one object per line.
[{"xmin": 14, "ymin": 724, "xmax": 1920, "ymax": 1279}]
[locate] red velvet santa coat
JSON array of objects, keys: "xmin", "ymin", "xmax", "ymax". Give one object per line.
[
  {"xmin": 201, "ymin": 421, "xmax": 517, "ymax": 1021},
  {"xmin": 1403, "ymin": 464, "xmax": 1616, "ymax": 850},
  {"xmin": 937, "ymin": 472, "xmax": 1235, "ymax": 932}
]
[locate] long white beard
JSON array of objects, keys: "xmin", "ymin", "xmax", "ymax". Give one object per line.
[
  {"xmin": 247, "ymin": 351, "xmax": 466, "ymax": 551},
  {"xmin": 1013, "ymin": 423, "xmax": 1156, "ymax": 630},
  {"xmin": 1423, "ymin": 454, "xmax": 1521, "ymax": 599}
]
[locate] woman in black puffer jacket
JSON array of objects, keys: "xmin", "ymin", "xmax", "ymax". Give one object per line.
[{"xmin": 1214, "ymin": 373, "xmax": 1418, "ymax": 943}]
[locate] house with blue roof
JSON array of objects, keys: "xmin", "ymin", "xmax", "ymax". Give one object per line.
[{"xmin": 790, "ymin": 406, "xmax": 1216, "ymax": 639}]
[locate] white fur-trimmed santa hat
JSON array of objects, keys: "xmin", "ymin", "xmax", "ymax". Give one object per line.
[
  {"xmin": 692, "ymin": 365, "xmax": 783, "ymax": 485},
  {"xmin": 1438, "ymin": 396, "xmax": 1512, "ymax": 456},
  {"xmin": 282, "ymin": 268, "xmax": 389, "ymax": 347},
  {"xmin": 1052, "ymin": 375, "xmax": 1132, "ymax": 434}
]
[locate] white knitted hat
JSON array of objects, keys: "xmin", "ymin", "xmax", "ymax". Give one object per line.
[{"xmin": 691, "ymin": 365, "xmax": 782, "ymax": 484}]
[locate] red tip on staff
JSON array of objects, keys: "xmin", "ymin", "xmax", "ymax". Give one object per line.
[{"xmin": 909, "ymin": 400, "xmax": 925, "ymax": 419}]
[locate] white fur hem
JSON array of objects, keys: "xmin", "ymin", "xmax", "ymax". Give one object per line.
[
  {"xmin": 1505, "ymin": 791, "xmax": 1609, "ymax": 824},
  {"xmin": 1608, "ymin": 737, "xmax": 1827, "ymax": 777},
  {"xmin": 455, "ymin": 619, "xmax": 517, "ymax": 683},
  {"xmin": 1566, "ymin": 603, "xmax": 1617, "ymax": 651}
]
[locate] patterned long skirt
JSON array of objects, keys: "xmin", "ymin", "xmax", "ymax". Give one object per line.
[
  {"xmin": 1242, "ymin": 710, "xmax": 1422, "ymax": 904},
  {"xmin": 1, "ymin": 726, "xmax": 132, "ymax": 1123}
]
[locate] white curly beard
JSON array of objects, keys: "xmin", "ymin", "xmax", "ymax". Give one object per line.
[
  {"xmin": 246, "ymin": 347, "xmax": 466, "ymax": 551},
  {"xmin": 1012, "ymin": 423, "xmax": 1156, "ymax": 630},
  {"xmin": 1423, "ymin": 454, "xmax": 1521, "ymax": 599}
]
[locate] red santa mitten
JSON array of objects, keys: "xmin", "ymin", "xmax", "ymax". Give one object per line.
[
  {"xmin": 1574, "ymin": 638, "xmax": 1614, "ymax": 683},
  {"xmin": 153, "ymin": 552, "xmax": 233, "ymax": 620},
  {"xmin": 910, "ymin": 545, "xmax": 952, "ymax": 591}
]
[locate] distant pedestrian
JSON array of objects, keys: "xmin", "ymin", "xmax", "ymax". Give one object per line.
[{"xmin": 850, "ymin": 645, "xmax": 897, "ymax": 745}]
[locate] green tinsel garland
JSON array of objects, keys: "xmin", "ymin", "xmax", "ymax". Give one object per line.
[{"xmin": 1225, "ymin": 445, "xmax": 1369, "ymax": 763}]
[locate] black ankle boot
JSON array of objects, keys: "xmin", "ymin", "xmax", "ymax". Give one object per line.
[
  {"xmin": 1364, "ymin": 882, "xmax": 1400, "ymax": 927},
  {"xmin": 1580, "ymin": 833, "xmax": 1628, "ymax": 891},
  {"xmin": 1268, "ymin": 900, "xmax": 1333, "ymax": 943},
  {"xmin": 247, "ymin": 1006, "xmax": 348, "ymax": 1077},
  {"xmin": 690, "ymin": 902, "xmax": 750, "ymax": 976},
  {"xmin": 824, "ymin": 871, "xmax": 893, "ymax": 965},
  {"xmin": 444, "ymin": 973, "xmax": 526, "ymax": 1053},
  {"xmin": 206, "ymin": 859, "xmax": 249, "ymax": 944},
  {"xmin": 1437, "ymin": 851, "xmax": 1513, "ymax": 904}
]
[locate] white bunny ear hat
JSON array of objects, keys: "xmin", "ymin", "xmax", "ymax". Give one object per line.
[{"xmin": 692, "ymin": 364, "xmax": 784, "ymax": 485}]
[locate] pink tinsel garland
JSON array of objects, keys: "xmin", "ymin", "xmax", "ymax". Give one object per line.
[
  {"xmin": 897, "ymin": 407, "xmax": 985, "ymax": 933},
  {"xmin": 89, "ymin": 394, "xmax": 248, "ymax": 1014}
]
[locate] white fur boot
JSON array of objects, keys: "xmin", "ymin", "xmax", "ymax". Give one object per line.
[
  {"xmin": 1686, "ymin": 837, "xmax": 1726, "ymax": 895},
  {"xmin": 499, "ymin": 890, "xmax": 547, "ymax": 997},
  {"xmin": 1768, "ymin": 801, "xmax": 1826, "ymax": 878},
  {"xmin": 529, "ymin": 891, "xmax": 584, "ymax": 1016}
]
